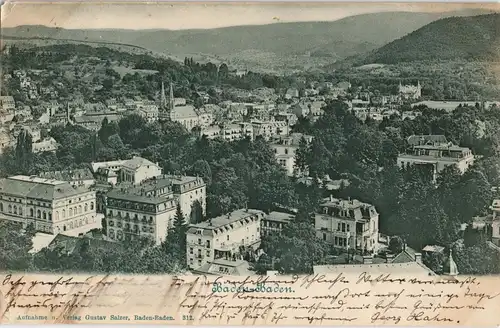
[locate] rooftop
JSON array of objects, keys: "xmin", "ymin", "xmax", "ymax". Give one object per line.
[
  {"xmin": 266, "ymin": 211, "xmax": 295, "ymax": 223},
  {"xmin": 313, "ymin": 261, "xmax": 434, "ymax": 275},
  {"xmin": 0, "ymin": 175, "xmax": 92, "ymax": 201},
  {"xmin": 190, "ymin": 209, "xmax": 263, "ymax": 230}
]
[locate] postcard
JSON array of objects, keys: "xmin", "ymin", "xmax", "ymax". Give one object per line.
[{"xmin": 1, "ymin": 1, "xmax": 500, "ymax": 325}]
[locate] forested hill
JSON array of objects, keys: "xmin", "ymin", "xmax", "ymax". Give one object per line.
[
  {"xmin": 360, "ymin": 13, "xmax": 500, "ymax": 64},
  {"xmin": 1, "ymin": 9, "xmax": 495, "ymax": 71}
]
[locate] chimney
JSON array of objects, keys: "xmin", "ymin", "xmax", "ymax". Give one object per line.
[
  {"xmin": 386, "ymin": 254, "xmax": 394, "ymax": 263},
  {"xmin": 414, "ymin": 253, "xmax": 422, "ymax": 263},
  {"xmin": 362, "ymin": 255, "xmax": 373, "ymax": 264},
  {"xmin": 329, "ymin": 195, "xmax": 334, "ymax": 202}
]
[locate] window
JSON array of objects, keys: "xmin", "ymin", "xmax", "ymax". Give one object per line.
[
  {"xmin": 85, "ymin": 203, "xmax": 88, "ymax": 212},
  {"xmin": 69, "ymin": 208, "xmax": 73, "ymax": 216},
  {"xmin": 79, "ymin": 205, "xmax": 82, "ymax": 214},
  {"xmin": 0, "ymin": 203, "xmax": 3, "ymax": 212},
  {"xmin": 90, "ymin": 202, "xmax": 94, "ymax": 210},
  {"xmin": 227, "ymin": 235, "xmax": 229, "ymax": 241},
  {"xmin": 337, "ymin": 222, "xmax": 341, "ymax": 231},
  {"xmin": 43, "ymin": 212, "xmax": 47, "ymax": 220},
  {"xmin": 55, "ymin": 211, "xmax": 59, "ymax": 220},
  {"xmin": 62, "ymin": 209, "xmax": 66, "ymax": 218},
  {"xmin": 189, "ymin": 247, "xmax": 193, "ymax": 254},
  {"xmin": 341, "ymin": 223, "xmax": 346, "ymax": 232},
  {"xmin": 206, "ymin": 240, "xmax": 211, "ymax": 248},
  {"xmin": 13, "ymin": 205, "xmax": 17, "ymax": 214},
  {"xmin": 323, "ymin": 233, "xmax": 326, "ymax": 241},
  {"xmin": 206, "ymin": 250, "xmax": 210, "ymax": 257},
  {"xmin": 346, "ymin": 224, "xmax": 350, "ymax": 232},
  {"xmin": 30, "ymin": 208, "xmax": 34, "ymax": 217},
  {"xmin": 198, "ymin": 238, "xmax": 202, "ymax": 245},
  {"xmin": 37, "ymin": 210, "xmax": 41, "ymax": 219},
  {"xmin": 8, "ymin": 205, "xmax": 12, "ymax": 213}
]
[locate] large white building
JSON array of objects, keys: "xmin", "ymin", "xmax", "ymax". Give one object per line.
[
  {"xmin": 397, "ymin": 135, "xmax": 474, "ymax": 181},
  {"xmin": 0, "ymin": 175, "xmax": 97, "ymax": 235},
  {"xmin": 105, "ymin": 179, "xmax": 177, "ymax": 244},
  {"xmin": 270, "ymin": 133, "xmax": 313, "ymax": 176},
  {"xmin": 315, "ymin": 196, "xmax": 380, "ymax": 254},
  {"xmin": 104, "ymin": 175, "xmax": 206, "ymax": 244},
  {"xmin": 91, "ymin": 156, "xmax": 162, "ymax": 186},
  {"xmin": 186, "ymin": 209, "xmax": 264, "ymax": 270}
]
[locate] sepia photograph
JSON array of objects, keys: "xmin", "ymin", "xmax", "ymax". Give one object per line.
[{"xmin": 0, "ymin": 1, "xmax": 500, "ymax": 325}]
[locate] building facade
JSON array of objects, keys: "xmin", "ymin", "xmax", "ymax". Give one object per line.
[
  {"xmin": 104, "ymin": 179, "xmax": 177, "ymax": 244},
  {"xmin": 186, "ymin": 209, "xmax": 264, "ymax": 270},
  {"xmin": 315, "ymin": 196, "xmax": 380, "ymax": 254},
  {"xmin": 270, "ymin": 133, "xmax": 313, "ymax": 176},
  {"xmin": 261, "ymin": 211, "xmax": 294, "ymax": 236},
  {"xmin": 0, "ymin": 175, "xmax": 97, "ymax": 235},
  {"xmin": 397, "ymin": 135, "xmax": 474, "ymax": 181},
  {"xmin": 165, "ymin": 175, "xmax": 206, "ymax": 221}
]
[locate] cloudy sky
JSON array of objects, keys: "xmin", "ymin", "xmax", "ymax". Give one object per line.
[{"xmin": 2, "ymin": 2, "xmax": 498, "ymax": 30}]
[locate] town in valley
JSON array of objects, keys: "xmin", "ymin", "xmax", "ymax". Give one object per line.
[{"xmin": 1, "ymin": 4, "xmax": 500, "ymax": 278}]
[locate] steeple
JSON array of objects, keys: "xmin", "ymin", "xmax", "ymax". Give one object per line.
[
  {"xmin": 443, "ymin": 249, "xmax": 459, "ymax": 276},
  {"xmin": 169, "ymin": 83, "xmax": 174, "ymax": 111},
  {"xmin": 160, "ymin": 81, "xmax": 167, "ymax": 109}
]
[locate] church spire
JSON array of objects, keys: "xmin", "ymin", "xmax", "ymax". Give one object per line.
[
  {"xmin": 169, "ymin": 82, "xmax": 174, "ymax": 111},
  {"xmin": 160, "ymin": 81, "xmax": 167, "ymax": 109}
]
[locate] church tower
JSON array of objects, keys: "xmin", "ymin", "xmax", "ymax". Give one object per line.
[
  {"xmin": 169, "ymin": 82, "xmax": 174, "ymax": 111},
  {"xmin": 160, "ymin": 81, "xmax": 167, "ymax": 109}
]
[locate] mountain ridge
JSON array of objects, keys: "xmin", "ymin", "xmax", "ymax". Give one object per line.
[{"xmin": 2, "ymin": 9, "xmax": 497, "ymax": 71}]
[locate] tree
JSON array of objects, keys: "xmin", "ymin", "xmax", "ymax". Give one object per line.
[
  {"xmin": 294, "ymin": 137, "xmax": 310, "ymax": 176},
  {"xmin": 15, "ymin": 130, "xmax": 34, "ymax": 174},
  {"xmin": 0, "ymin": 221, "xmax": 36, "ymax": 271},
  {"xmin": 388, "ymin": 236, "xmax": 404, "ymax": 254},
  {"xmin": 190, "ymin": 200, "xmax": 204, "ymax": 224},
  {"xmin": 164, "ymin": 204, "xmax": 188, "ymax": 263},
  {"xmin": 262, "ymin": 221, "xmax": 328, "ymax": 274}
]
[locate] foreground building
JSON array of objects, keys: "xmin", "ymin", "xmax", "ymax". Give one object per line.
[
  {"xmin": 104, "ymin": 175, "xmax": 206, "ymax": 244},
  {"xmin": 105, "ymin": 179, "xmax": 177, "ymax": 244},
  {"xmin": 0, "ymin": 175, "xmax": 97, "ymax": 235},
  {"xmin": 186, "ymin": 209, "xmax": 264, "ymax": 270},
  {"xmin": 315, "ymin": 196, "xmax": 380, "ymax": 254},
  {"xmin": 397, "ymin": 135, "xmax": 474, "ymax": 181}
]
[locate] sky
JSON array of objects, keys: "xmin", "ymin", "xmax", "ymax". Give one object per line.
[{"xmin": 1, "ymin": 2, "xmax": 498, "ymax": 30}]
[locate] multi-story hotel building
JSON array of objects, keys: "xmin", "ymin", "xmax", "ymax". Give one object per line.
[
  {"xmin": 397, "ymin": 135, "xmax": 474, "ymax": 181},
  {"xmin": 0, "ymin": 175, "xmax": 97, "ymax": 235},
  {"xmin": 104, "ymin": 178, "xmax": 177, "ymax": 244},
  {"xmin": 186, "ymin": 209, "xmax": 264, "ymax": 270},
  {"xmin": 315, "ymin": 196, "xmax": 380, "ymax": 254},
  {"xmin": 104, "ymin": 175, "xmax": 206, "ymax": 244}
]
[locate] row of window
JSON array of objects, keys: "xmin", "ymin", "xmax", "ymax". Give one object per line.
[
  {"xmin": 108, "ymin": 221, "xmax": 155, "ymax": 233},
  {"xmin": 189, "ymin": 248, "xmax": 211, "ymax": 257}
]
